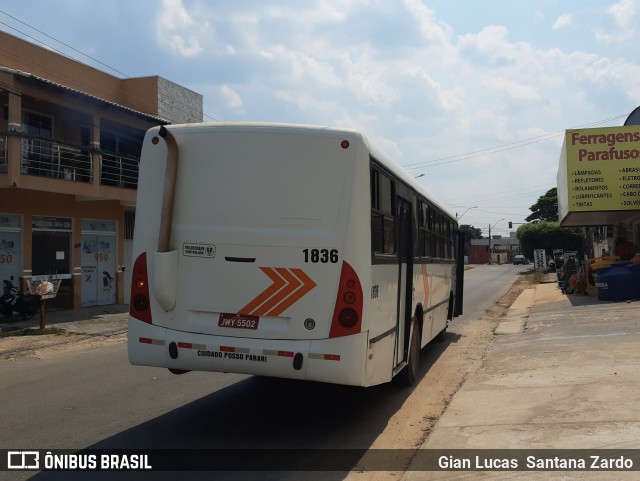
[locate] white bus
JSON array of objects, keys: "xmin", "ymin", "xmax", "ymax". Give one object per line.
[{"xmin": 129, "ymin": 123, "xmax": 464, "ymax": 387}]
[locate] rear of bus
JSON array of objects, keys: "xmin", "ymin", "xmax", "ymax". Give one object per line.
[{"xmin": 128, "ymin": 123, "xmax": 371, "ymax": 386}]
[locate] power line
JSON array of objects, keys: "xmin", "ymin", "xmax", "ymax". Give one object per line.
[
  {"xmin": 404, "ymin": 114, "xmax": 628, "ymax": 170},
  {"xmin": 0, "ymin": 13, "xmax": 220, "ymax": 123},
  {"xmin": 0, "ymin": 13, "xmax": 129, "ymax": 78},
  {"xmin": 443, "ymin": 183, "xmax": 554, "ymax": 204}
]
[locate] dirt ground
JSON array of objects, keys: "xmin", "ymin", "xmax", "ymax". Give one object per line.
[{"xmin": 0, "ymin": 330, "xmax": 127, "ymax": 361}]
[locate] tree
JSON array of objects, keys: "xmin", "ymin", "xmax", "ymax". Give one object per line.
[
  {"xmin": 526, "ymin": 187, "xmax": 558, "ymax": 222},
  {"xmin": 459, "ymin": 224, "xmax": 483, "ymax": 258},
  {"xmin": 459, "ymin": 224, "xmax": 483, "ymax": 241},
  {"xmin": 516, "ymin": 221, "xmax": 585, "ymax": 260}
]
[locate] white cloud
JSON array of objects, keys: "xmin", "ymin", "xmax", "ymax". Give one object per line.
[
  {"xmin": 156, "ymin": 0, "xmax": 206, "ymax": 57},
  {"xmin": 403, "ymin": 0, "xmax": 452, "ymax": 46},
  {"xmin": 458, "ymin": 25, "xmax": 516, "ymax": 61},
  {"xmin": 608, "ymin": 0, "xmax": 637, "ymax": 28},
  {"xmin": 403, "ymin": 67, "xmax": 464, "ymax": 112},
  {"xmin": 168, "ymin": 34, "xmax": 202, "ymax": 57},
  {"xmin": 596, "ymin": 0, "xmax": 638, "ymax": 43},
  {"xmin": 552, "ymin": 14, "xmax": 572, "ymax": 29},
  {"xmin": 485, "ymin": 77, "xmax": 541, "ymax": 102},
  {"xmin": 221, "ymin": 85, "xmax": 242, "ymax": 109}
]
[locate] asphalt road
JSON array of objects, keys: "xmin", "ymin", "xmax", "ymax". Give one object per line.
[
  {"xmin": 455, "ymin": 263, "xmax": 523, "ymax": 326},
  {"xmin": 1, "ymin": 264, "xmax": 524, "ymax": 481}
]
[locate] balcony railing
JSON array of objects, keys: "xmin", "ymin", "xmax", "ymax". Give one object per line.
[
  {"xmin": 14, "ymin": 138, "xmax": 139, "ymax": 189},
  {"xmin": 21, "ymin": 138, "xmax": 92, "ymax": 182},
  {"xmin": 101, "ymin": 153, "xmax": 139, "ymax": 189}
]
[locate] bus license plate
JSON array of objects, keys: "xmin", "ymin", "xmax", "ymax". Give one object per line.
[{"xmin": 218, "ymin": 313, "xmax": 259, "ymax": 330}]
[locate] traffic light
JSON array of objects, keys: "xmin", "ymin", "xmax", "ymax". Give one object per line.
[{"xmin": 508, "ymin": 221, "xmax": 513, "ymax": 228}]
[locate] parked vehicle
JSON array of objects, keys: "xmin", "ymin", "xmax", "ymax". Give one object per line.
[
  {"xmin": 513, "ymin": 255, "xmax": 528, "ymax": 265},
  {"xmin": 0, "ymin": 280, "xmax": 39, "ymax": 320}
]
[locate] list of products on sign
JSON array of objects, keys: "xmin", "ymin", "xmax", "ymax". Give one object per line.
[{"xmin": 564, "ymin": 127, "xmax": 640, "ymax": 212}]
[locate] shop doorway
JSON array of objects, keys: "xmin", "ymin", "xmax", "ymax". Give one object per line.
[
  {"xmin": 81, "ymin": 220, "xmax": 117, "ymax": 306},
  {"xmin": 32, "ymin": 216, "xmax": 72, "ymax": 309}
]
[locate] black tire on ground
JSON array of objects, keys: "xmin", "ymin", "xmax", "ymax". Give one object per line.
[{"xmin": 398, "ymin": 322, "xmax": 421, "ymax": 387}]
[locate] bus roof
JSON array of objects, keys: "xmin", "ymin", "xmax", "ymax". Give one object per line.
[{"xmin": 163, "ymin": 121, "xmax": 457, "ymax": 222}]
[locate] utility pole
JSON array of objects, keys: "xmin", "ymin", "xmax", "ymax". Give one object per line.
[
  {"xmin": 488, "ymin": 223, "xmax": 491, "ymax": 264},
  {"xmin": 487, "ymin": 218, "xmax": 505, "ymax": 264}
]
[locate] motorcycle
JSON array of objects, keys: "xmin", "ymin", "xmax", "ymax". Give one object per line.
[{"xmin": 1, "ymin": 279, "xmax": 40, "ymax": 320}]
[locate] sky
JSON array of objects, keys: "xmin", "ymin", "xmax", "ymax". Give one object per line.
[{"xmin": 2, "ymin": 0, "xmax": 639, "ymax": 237}]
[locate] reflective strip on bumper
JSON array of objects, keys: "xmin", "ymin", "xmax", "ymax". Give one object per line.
[
  {"xmin": 139, "ymin": 337, "xmax": 165, "ymax": 346},
  {"xmin": 220, "ymin": 346, "xmax": 250, "ymax": 354},
  {"xmin": 263, "ymin": 349, "xmax": 294, "ymax": 358},
  {"xmin": 170, "ymin": 342, "xmax": 339, "ymax": 362},
  {"xmin": 309, "ymin": 353, "xmax": 341, "ymax": 361},
  {"xmin": 177, "ymin": 342, "xmax": 206, "ymax": 350}
]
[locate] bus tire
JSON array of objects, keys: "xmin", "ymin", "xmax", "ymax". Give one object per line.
[
  {"xmin": 399, "ymin": 321, "xmax": 421, "ymax": 387},
  {"xmin": 447, "ymin": 292, "xmax": 455, "ymax": 321}
]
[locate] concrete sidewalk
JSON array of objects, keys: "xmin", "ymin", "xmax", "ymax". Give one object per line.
[{"xmin": 404, "ymin": 280, "xmax": 640, "ymax": 479}]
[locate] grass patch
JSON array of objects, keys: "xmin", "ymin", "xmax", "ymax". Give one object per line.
[
  {"xmin": 0, "ymin": 327, "xmax": 65, "ymax": 338},
  {"xmin": 514, "ymin": 268, "xmax": 547, "ymax": 286},
  {"xmin": 525, "ymin": 271, "xmax": 547, "ymax": 285}
]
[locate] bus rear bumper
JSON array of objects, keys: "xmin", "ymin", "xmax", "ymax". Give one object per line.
[{"xmin": 128, "ymin": 318, "xmax": 368, "ymax": 386}]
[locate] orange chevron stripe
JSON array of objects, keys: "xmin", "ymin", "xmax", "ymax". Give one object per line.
[
  {"xmin": 267, "ymin": 268, "xmax": 317, "ymax": 317},
  {"xmin": 237, "ymin": 267, "xmax": 286, "ymax": 315},
  {"xmin": 237, "ymin": 267, "xmax": 317, "ymax": 317},
  {"xmin": 253, "ymin": 268, "xmax": 301, "ymax": 316}
]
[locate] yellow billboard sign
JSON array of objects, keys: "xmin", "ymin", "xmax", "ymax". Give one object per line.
[{"xmin": 559, "ymin": 126, "xmax": 640, "ymax": 221}]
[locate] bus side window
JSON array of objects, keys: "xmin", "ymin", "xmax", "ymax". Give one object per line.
[
  {"xmin": 371, "ymin": 168, "xmax": 396, "ymax": 256},
  {"xmin": 418, "ymin": 201, "xmax": 428, "ymax": 258}
]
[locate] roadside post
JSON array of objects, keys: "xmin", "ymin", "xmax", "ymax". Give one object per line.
[{"xmin": 29, "ymin": 278, "xmax": 61, "ymax": 329}]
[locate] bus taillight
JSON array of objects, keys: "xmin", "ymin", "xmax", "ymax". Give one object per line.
[
  {"xmin": 130, "ymin": 252, "xmax": 152, "ymax": 323},
  {"xmin": 329, "ymin": 261, "xmax": 363, "ymax": 338}
]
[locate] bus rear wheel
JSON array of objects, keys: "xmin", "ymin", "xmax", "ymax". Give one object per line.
[{"xmin": 399, "ymin": 322, "xmax": 421, "ymax": 387}]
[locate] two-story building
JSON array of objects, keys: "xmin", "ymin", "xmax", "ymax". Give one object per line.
[{"xmin": 0, "ymin": 31, "xmax": 203, "ymax": 309}]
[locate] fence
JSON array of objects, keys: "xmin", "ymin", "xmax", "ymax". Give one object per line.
[{"xmin": 16, "ymin": 138, "xmax": 139, "ymax": 189}]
